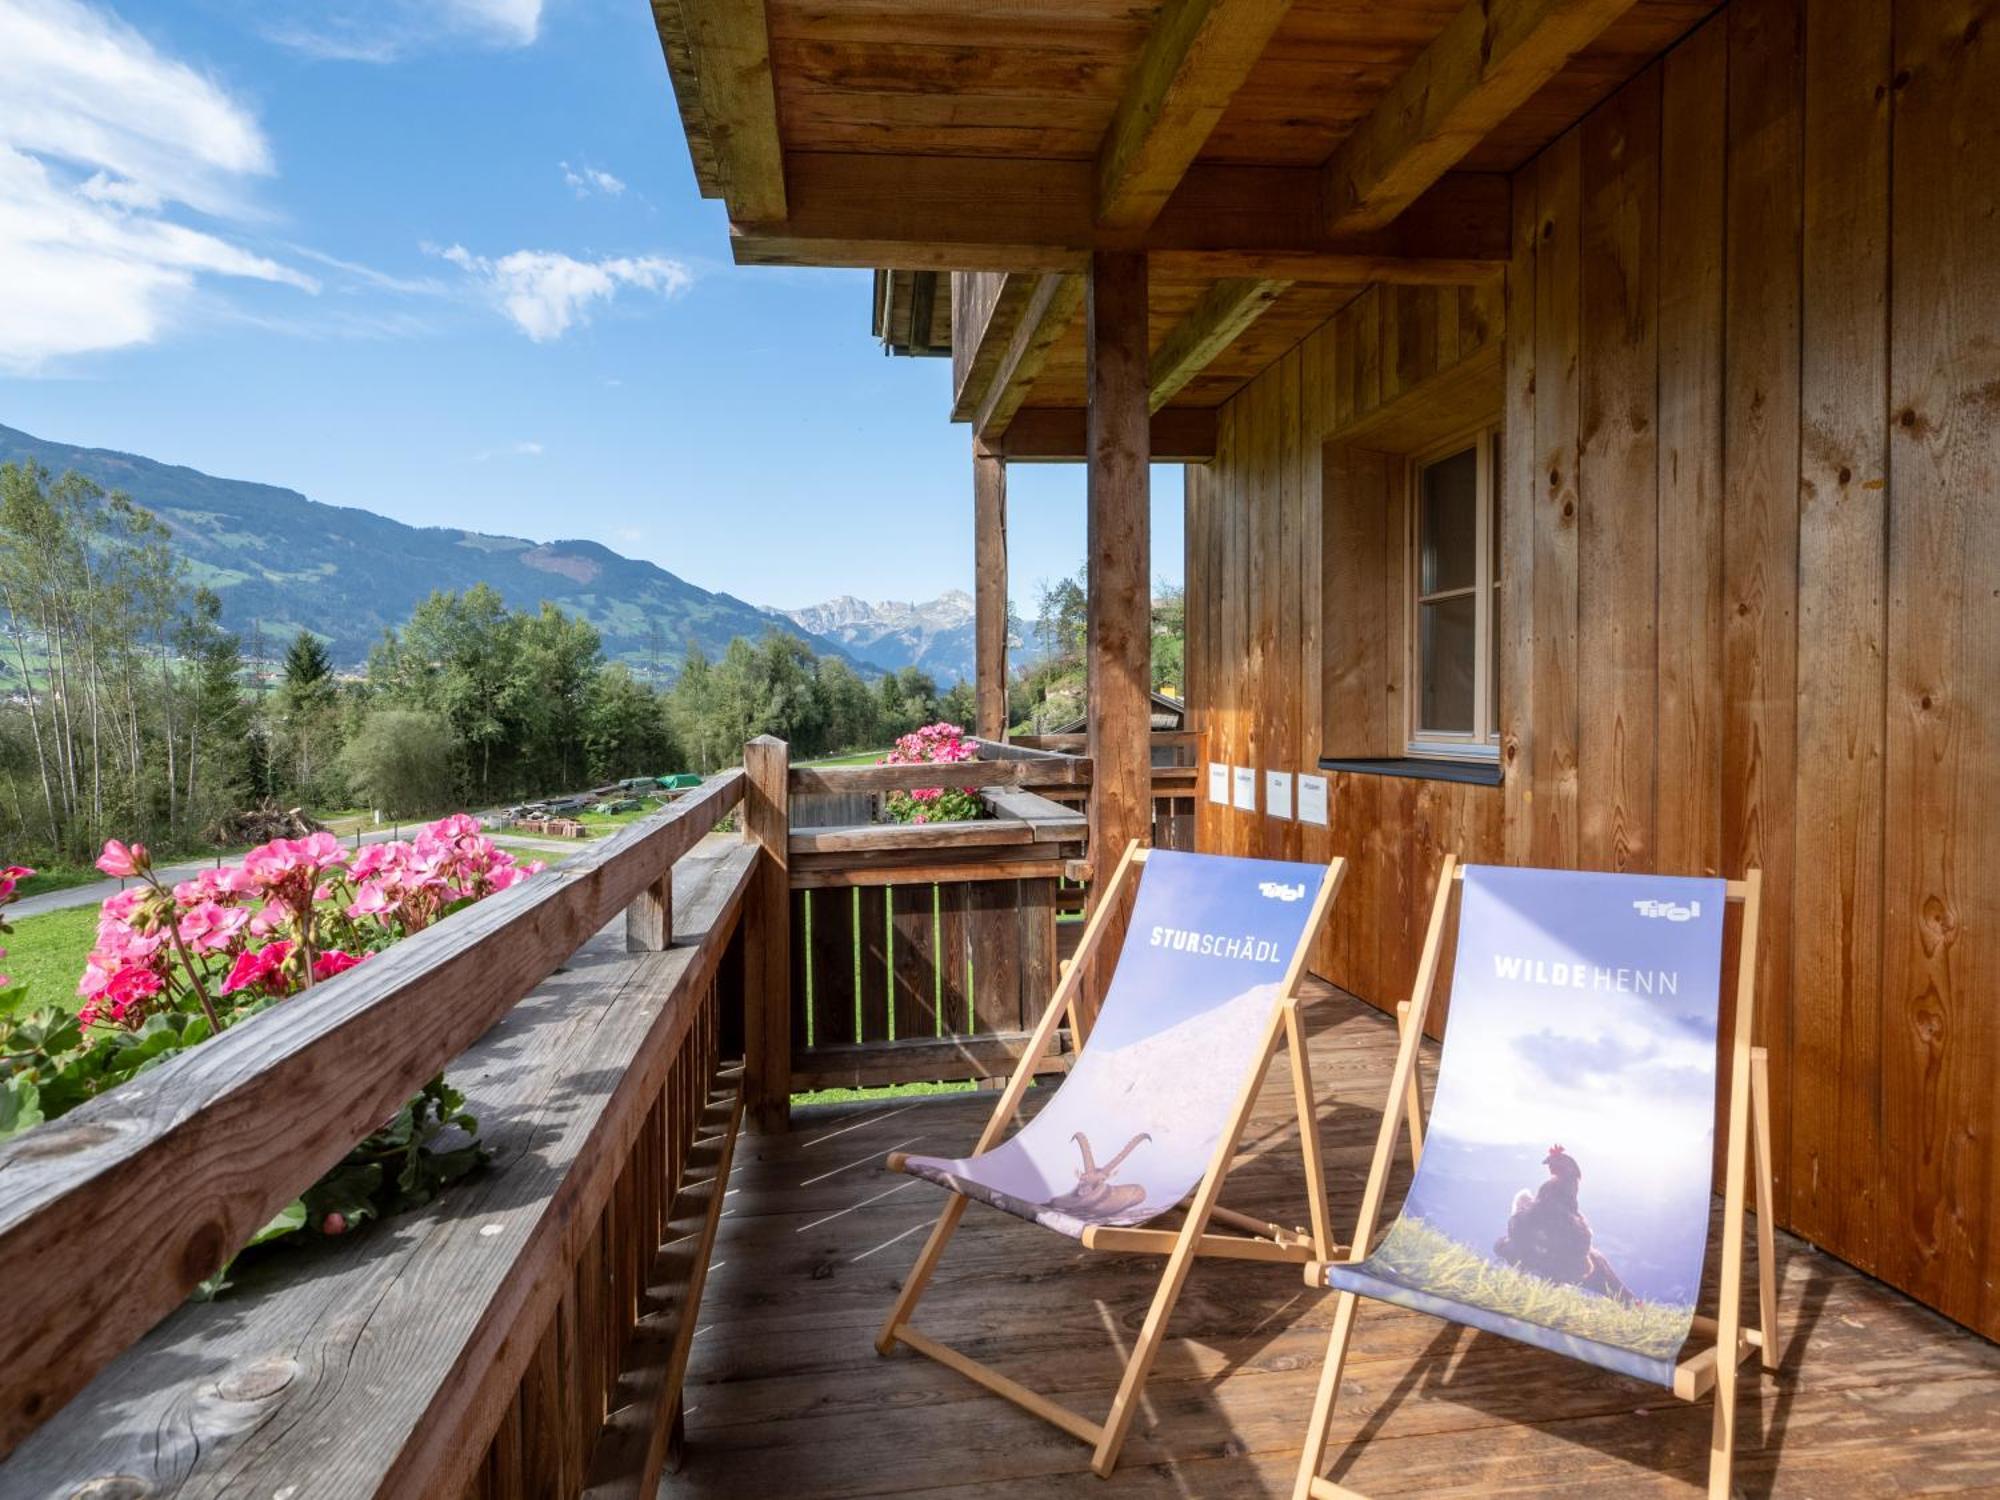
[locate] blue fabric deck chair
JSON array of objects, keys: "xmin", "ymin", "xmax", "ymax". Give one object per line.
[
  {"xmin": 876, "ymin": 841, "xmax": 1393, "ymax": 1477},
  {"xmin": 1292, "ymin": 857, "xmax": 1780, "ymax": 1500}
]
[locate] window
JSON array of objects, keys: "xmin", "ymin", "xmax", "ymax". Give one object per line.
[{"xmin": 1408, "ymin": 426, "xmax": 1500, "ymax": 759}]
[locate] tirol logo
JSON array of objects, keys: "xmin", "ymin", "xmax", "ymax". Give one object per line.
[
  {"xmin": 1632, "ymin": 897, "xmax": 1702, "ymax": 922},
  {"xmin": 1258, "ymin": 881, "xmax": 1307, "ymax": 903}
]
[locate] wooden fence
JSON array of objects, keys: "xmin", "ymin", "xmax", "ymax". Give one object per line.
[
  {"xmin": 777, "ymin": 740, "xmax": 1090, "ymax": 1091},
  {"xmin": 0, "ymin": 771, "xmax": 760, "ymax": 1499}
]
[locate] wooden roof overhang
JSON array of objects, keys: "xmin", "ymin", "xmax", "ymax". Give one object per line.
[{"xmin": 650, "ymin": 0, "xmax": 1718, "ymax": 456}]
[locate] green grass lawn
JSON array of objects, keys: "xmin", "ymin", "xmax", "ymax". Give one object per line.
[
  {"xmin": 312, "ymin": 808, "xmax": 375, "ymax": 836},
  {"xmin": 796, "ymin": 747, "xmax": 889, "ymax": 767},
  {"xmin": 0, "ymin": 904, "xmax": 98, "ymax": 1016},
  {"xmin": 793, "ymin": 1078, "xmax": 977, "ymax": 1107},
  {"xmin": 573, "ymin": 805, "xmax": 662, "ymax": 835},
  {"xmin": 8, "ymin": 864, "xmax": 105, "ymax": 897},
  {"xmin": 490, "ymin": 840, "xmax": 579, "ymax": 865}
]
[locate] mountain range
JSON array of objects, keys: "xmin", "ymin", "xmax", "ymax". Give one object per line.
[
  {"xmin": 773, "ymin": 591, "xmax": 984, "ymax": 687},
  {"xmin": 0, "ymin": 423, "xmax": 975, "ymax": 683}
]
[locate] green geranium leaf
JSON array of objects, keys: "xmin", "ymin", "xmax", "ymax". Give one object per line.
[
  {"xmin": 0, "ymin": 1076, "xmax": 43, "ymax": 1141},
  {"xmin": 248, "ymin": 1199, "xmax": 308, "ymax": 1248}
]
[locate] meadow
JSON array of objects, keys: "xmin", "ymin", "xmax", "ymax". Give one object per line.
[{"xmin": 1368, "ymin": 1216, "xmax": 1695, "ymax": 1359}]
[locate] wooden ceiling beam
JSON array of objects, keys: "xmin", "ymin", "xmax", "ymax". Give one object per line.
[
  {"xmin": 972, "ymin": 273, "xmax": 1087, "ymax": 440},
  {"xmin": 734, "ymin": 154, "xmax": 1511, "ymax": 279},
  {"xmin": 1094, "ymin": 0, "xmax": 1297, "ymax": 233},
  {"xmin": 1322, "ymin": 0, "xmax": 1638, "ymax": 234},
  {"xmin": 952, "ymin": 273, "xmax": 1040, "ymax": 421},
  {"xmin": 655, "ymin": 0, "xmax": 786, "ymax": 222},
  {"xmin": 1000, "ymin": 408, "xmax": 1218, "ymax": 463},
  {"xmin": 1147, "ymin": 277, "xmax": 1292, "ymax": 411}
]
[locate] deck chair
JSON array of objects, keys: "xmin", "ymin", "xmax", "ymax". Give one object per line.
[
  {"xmin": 876, "ymin": 841, "xmax": 1358, "ymax": 1476},
  {"xmin": 1292, "ymin": 857, "xmax": 1779, "ymax": 1500}
]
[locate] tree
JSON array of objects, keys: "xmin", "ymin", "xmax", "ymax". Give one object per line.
[
  {"xmin": 939, "ymin": 679, "xmax": 977, "ymax": 731},
  {"xmin": 876, "ymin": 666, "xmax": 940, "ymax": 738},
  {"xmin": 338, "ymin": 708, "xmax": 458, "ymax": 818},
  {"xmin": 814, "ymin": 657, "xmax": 880, "ymax": 753},
  {"xmin": 1033, "ymin": 566, "xmax": 1087, "ymax": 666},
  {"xmin": 274, "ymin": 629, "xmax": 343, "ymax": 803},
  {"xmin": 0, "ymin": 463, "xmax": 255, "ymax": 857},
  {"xmin": 1151, "ymin": 582, "xmax": 1186, "ymax": 693},
  {"xmin": 178, "ymin": 589, "xmax": 252, "ymax": 831},
  {"xmin": 585, "ymin": 664, "xmax": 678, "ymax": 780},
  {"xmin": 282, "ymin": 630, "xmax": 336, "ymax": 702}
]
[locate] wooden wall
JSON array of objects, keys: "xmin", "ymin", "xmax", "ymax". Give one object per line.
[{"xmin": 1185, "ymin": 0, "xmax": 2000, "ymax": 1339}]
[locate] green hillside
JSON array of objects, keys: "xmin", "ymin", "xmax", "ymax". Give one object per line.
[{"xmin": 0, "ymin": 423, "xmax": 864, "ymax": 678}]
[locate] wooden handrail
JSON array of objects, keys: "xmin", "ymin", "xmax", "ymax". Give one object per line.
[
  {"xmin": 790, "ymin": 756, "xmax": 1089, "ymax": 793},
  {"xmin": 0, "ymin": 769, "xmax": 745, "ymax": 1459}
]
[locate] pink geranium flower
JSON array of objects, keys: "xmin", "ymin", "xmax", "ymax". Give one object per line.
[
  {"xmin": 311, "ymin": 949, "xmax": 367, "ymax": 982},
  {"xmin": 96, "ymin": 839, "xmax": 149, "ymax": 878},
  {"xmin": 178, "ymin": 900, "xmax": 250, "ymax": 953},
  {"xmin": 221, "ymin": 939, "xmax": 295, "ymax": 998},
  {"xmin": 80, "ymin": 965, "xmax": 166, "ymax": 1028}
]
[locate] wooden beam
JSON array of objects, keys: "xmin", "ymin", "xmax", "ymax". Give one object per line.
[
  {"xmin": 647, "ymin": 0, "xmax": 722, "ymax": 196},
  {"xmin": 974, "ymin": 443, "xmax": 1009, "ymax": 739},
  {"xmin": 1148, "ymin": 277, "xmax": 1293, "ymax": 410},
  {"xmin": 973, "ymin": 272, "xmax": 1086, "ymax": 439},
  {"xmin": 734, "ymin": 154, "xmax": 1511, "ymax": 279},
  {"xmin": 1085, "ymin": 250, "xmax": 1152, "ymax": 1021},
  {"xmin": 740, "ymin": 736, "xmax": 789, "ymax": 1130},
  {"xmin": 999, "ymin": 407, "xmax": 1218, "ymax": 463},
  {"xmin": 656, "ymin": 0, "xmax": 786, "ymax": 222},
  {"xmin": 953, "ymin": 273, "xmax": 1038, "ymax": 420},
  {"xmin": 1322, "ymin": 0, "xmax": 1637, "ymax": 234},
  {"xmin": 1095, "ymin": 0, "xmax": 1298, "ymax": 232}
]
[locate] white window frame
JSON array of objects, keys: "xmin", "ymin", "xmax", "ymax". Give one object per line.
[{"xmin": 1405, "ymin": 423, "xmax": 1501, "ymax": 761}]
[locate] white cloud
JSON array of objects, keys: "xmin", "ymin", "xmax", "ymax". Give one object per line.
[
  {"xmin": 262, "ymin": 0, "xmax": 542, "ymax": 61},
  {"xmin": 562, "ymin": 161, "xmax": 625, "ymax": 199},
  {"xmin": 449, "ymin": 0, "xmax": 540, "ymax": 45},
  {"xmin": 0, "ymin": 0, "xmax": 315, "ymax": 371},
  {"xmin": 435, "ymin": 244, "xmax": 691, "ymax": 341},
  {"xmin": 474, "ymin": 439, "xmax": 545, "ymax": 461}
]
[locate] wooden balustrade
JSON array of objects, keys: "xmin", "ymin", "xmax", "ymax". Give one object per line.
[
  {"xmin": 781, "ymin": 742, "xmax": 1088, "ymax": 1092},
  {"xmin": 0, "ymin": 769, "xmax": 757, "ymax": 1499}
]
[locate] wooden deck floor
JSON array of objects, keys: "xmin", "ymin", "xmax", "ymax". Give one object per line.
[{"xmin": 677, "ymin": 990, "xmax": 2000, "ymax": 1498}]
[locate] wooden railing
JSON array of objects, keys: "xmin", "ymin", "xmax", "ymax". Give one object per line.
[
  {"xmin": 0, "ymin": 769, "xmax": 761, "ymax": 1498},
  {"xmin": 1007, "ymin": 729, "xmax": 1204, "ymax": 880},
  {"xmin": 774, "ymin": 738, "xmax": 1090, "ymax": 1092}
]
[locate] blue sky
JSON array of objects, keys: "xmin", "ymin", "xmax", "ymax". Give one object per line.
[{"xmin": 0, "ymin": 0, "xmax": 1185, "ymax": 611}]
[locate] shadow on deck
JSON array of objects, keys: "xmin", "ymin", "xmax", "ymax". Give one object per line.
[{"xmin": 678, "ymin": 988, "xmax": 2000, "ymax": 1497}]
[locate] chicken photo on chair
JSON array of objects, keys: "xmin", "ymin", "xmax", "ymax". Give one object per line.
[
  {"xmin": 1331, "ymin": 866, "xmax": 1729, "ymax": 1387},
  {"xmin": 1494, "ymin": 1142, "xmax": 1634, "ymax": 1302}
]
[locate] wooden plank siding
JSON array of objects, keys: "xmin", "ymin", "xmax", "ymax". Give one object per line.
[{"xmin": 1184, "ymin": 0, "xmax": 2000, "ymax": 1339}]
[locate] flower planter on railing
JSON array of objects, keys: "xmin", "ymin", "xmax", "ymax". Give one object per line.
[{"xmin": 781, "ymin": 738, "xmax": 1089, "ymax": 1091}]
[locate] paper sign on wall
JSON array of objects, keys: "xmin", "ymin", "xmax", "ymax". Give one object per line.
[
  {"xmin": 1265, "ymin": 770, "xmax": 1294, "ymax": 820},
  {"xmin": 1232, "ymin": 766, "xmax": 1257, "ymax": 811},
  {"xmin": 1207, "ymin": 762, "xmax": 1230, "ymax": 806},
  {"xmin": 1297, "ymin": 773, "xmax": 1329, "ymax": 827}
]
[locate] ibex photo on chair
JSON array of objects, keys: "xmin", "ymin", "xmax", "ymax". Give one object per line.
[{"xmin": 876, "ymin": 843, "xmax": 1398, "ymax": 1476}]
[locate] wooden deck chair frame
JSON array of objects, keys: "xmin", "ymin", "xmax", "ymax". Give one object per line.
[
  {"xmin": 877, "ymin": 840, "xmax": 1410, "ymax": 1477},
  {"xmin": 1292, "ymin": 856, "xmax": 1779, "ymax": 1500}
]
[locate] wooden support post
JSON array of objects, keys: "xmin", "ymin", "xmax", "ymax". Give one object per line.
[
  {"xmin": 626, "ymin": 872, "xmax": 673, "ymax": 952},
  {"xmin": 1084, "ymin": 251, "xmax": 1152, "ymax": 1020},
  {"xmin": 974, "ymin": 441, "xmax": 1010, "ymax": 741},
  {"xmin": 742, "ymin": 736, "xmax": 791, "ymax": 1131}
]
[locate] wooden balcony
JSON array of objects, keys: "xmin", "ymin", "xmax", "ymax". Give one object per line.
[
  {"xmin": 682, "ymin": 1000, "xmax": 2000, "ymax": 1497},
  {"xmin": 3, "ymin": 736, "xmax": 1997, "ymax": 1497}
]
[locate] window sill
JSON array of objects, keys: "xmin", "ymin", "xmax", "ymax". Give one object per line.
[{"xmin": 1318, "ymin": 756, "xmax": 1503, "ymax": 787}]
